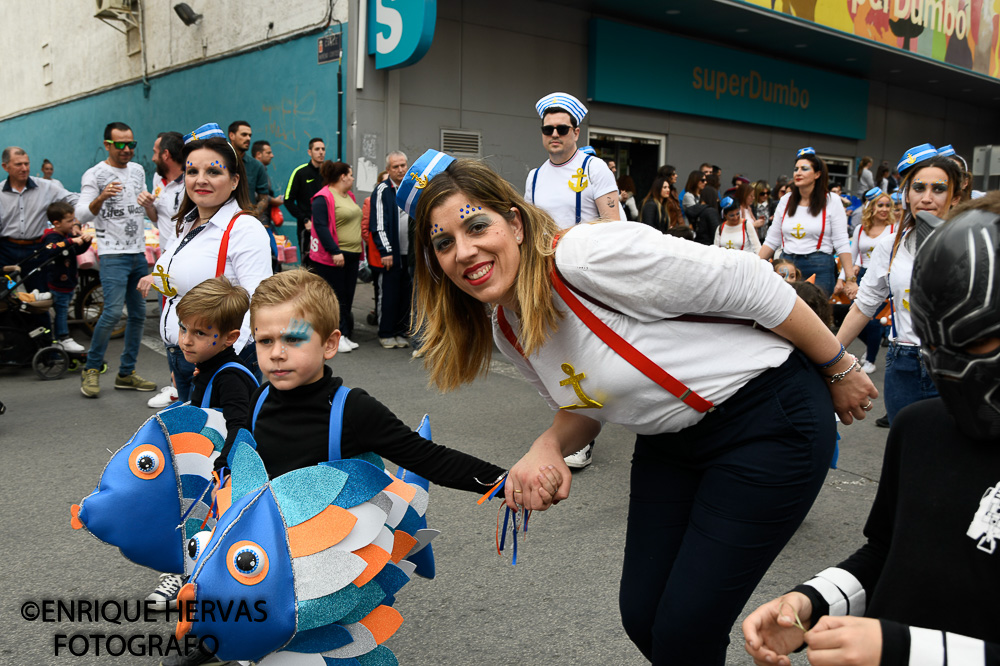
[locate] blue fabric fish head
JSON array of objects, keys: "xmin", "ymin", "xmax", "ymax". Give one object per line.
[{"xmin": 71, "ymin": 406, "xmax": 227, "ymax": 575}]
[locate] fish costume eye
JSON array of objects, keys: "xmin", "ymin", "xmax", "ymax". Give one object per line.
[
  {"xmin": 226, "ymin": 540, "xmax": 269, "ymax": 585},
  {"xmin": 186, "ymin": 531, "xmax": 212, "ymax": 565},
  {"xmin": 129, "ymin": 445, "xmax": 164, "ymax": 479}
]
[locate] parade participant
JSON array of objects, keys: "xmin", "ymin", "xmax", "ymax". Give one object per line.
[
  {"xmin": 760, "ymin": 148, "xmax": 856, "ymax": 297},
  {"xmin": 890, "ymin": 191, "xmax": 903, "ymax": 224},
  {"xmin": 76, "ymin": 122, "xmax": 158, "ymax": 398},
  {"xmin": 836, "ymin": 147, "xmax": 963, "ymax": 426},
  {"xmin": 137, "ymin": 123, "xmax": 272, "ymax": 399},
  {"xmin": 743, "ymin": 194, "xmax": 1000, "ymax": 666},
  {"xmin": 144, "ymin": 276, "xmax": 257, "ymax": 613},
  {"xmin": 844, "ymin": 187, "xmax": 895, "ymax": 374},
  {"xmin": 525, "ymin": 92, "xmax": 621, "ymax": 468},
  {"xmin": 714, "ymin": 196, "xmax": 761, "ymax": 253},
  {"xmin": 408, "ymin": 151, "xmax": 876, "ymax": 665},
  {"xmin": 309, "ymin": 160, "xmax": 362, "ymax": 353},
  {"xmin": 150, "ymin": 131, "xmax": 185, "ymax": 254},
  {"xmin": 525, "ymin": 92, "xmax": 621, "ymax": 228}
]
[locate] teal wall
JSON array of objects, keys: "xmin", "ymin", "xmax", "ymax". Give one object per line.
[
  {"xmin": 0, "ymin": 28, "xmax": 346, "ymax": 204},
  {"xmin": 589, "ymin": 19, "xmax": 869, "ymax": 140}
]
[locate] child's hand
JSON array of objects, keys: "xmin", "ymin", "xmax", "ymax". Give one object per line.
[
  {"xmin": 80, "ymin": 233, "xmax": 93, "ymax": 243},
  {"xmin": 534, "ymin": 465, "xmax": 563, "ymax": 510}
]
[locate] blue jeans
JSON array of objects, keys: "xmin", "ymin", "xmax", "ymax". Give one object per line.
[
  {"xmin": 854, "ymin": 267, "xmax": 884, "ymax": 364},
  {"xmin": 884, "ymin": 342, "xmax": 938, "ymax": 425},
  {"xmin": 785, "ymin": 251, "xmax": 836, "ymax": 296},
  {"xmin": 166, "ymin": 345, "xmax": 196, "ymax": 402},
  {"xmin": 85, "ymin": 253, "xmax": 147, "ymax": 374},
  {"xmin": 50, "ymin": 290, "xmax": 74, "ymax": 339}
]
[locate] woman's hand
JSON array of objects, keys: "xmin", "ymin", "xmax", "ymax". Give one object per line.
[
  {"xmin": 743, "ymin": 592, "xmax": 813, "ymax": 666},
  {"xmin": 843, "ymin": 281, "xmax": 859, "ymax": 301},
  {"xmin": 824, "ymin": 354, "xmax": 878, "ymax": 424},
  {"xmin": 332, "ymin": 253, "xmax": 345, "ymax": 267},
  {"xmin": 804, "ymin": 616, "xmax": 882, "ymax": 666},
  {"xmin": 137, "ymin": 274, "xmax": 156, "ymax": 298}
]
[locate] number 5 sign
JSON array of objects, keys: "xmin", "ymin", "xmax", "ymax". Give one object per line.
[{"xmin": 367, "ymin": 0, "xmax": 436, "ymax": 70}]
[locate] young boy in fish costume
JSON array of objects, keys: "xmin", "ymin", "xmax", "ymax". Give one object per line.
[
  {"xmin": 163, "ymin": 269, "xmax": 562, "ymax": 665},
  {"xmin": 147, "ymin": 276, "xmax": 258, "ymax": 611}
]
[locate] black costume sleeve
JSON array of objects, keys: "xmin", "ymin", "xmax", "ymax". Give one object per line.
[
  {"xmin": 211, "ymin": 370, "xmax": 257, "ymax": 472},
  {"xmin": 879, "ymin": 619, "xmax": 1000, "ymax": 665},
  {"xmin": 311, "ymin": 198, "xmax": 341, "ymax": 254},
  {"xmin": 340, "ymin": 389, "xmax": 506, "ymax": 494},
  {"xmin": 284, "ymin": 167, "xmax": 308, "ymax": 223}
]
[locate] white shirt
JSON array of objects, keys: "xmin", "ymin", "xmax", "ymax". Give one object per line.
[
  {"xmin": 853, "ymin": 230, "xmax": 916, "ymax": 344},
  {"xmin": 75, "ymin": 162, "xmax": 148, "ymax": 255},
  {"xmin": 152, "ymin": 198, "xmax": 273, "ymax": 351},
  {"xmin": 525, "ymin": 150, "xmax": 619, "ymax": 225},
  {"xmin": 493, "ymin": 222, "xmax": 796, "ymax": 435},
  {"xmin": 838, "ymin": 222, "xmax": 894, "ymax": 278},
  {"xmin": 714, "ymin": 219, "xmax": 761, "ymax": 253},
  {"xmin": 152, "ymin": 175, "xmax": 185, "ymax": 254},
  {"xmin": 764, "ymin": 193, "xmax": 850, "ymax": 256}
]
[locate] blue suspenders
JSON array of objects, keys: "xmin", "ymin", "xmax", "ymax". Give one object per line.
[
  {"xmin": 251, "ymin": 384, "xmax": 352, "ymax": 461},
  {"xmin": 200, "ymin": 362, "xmax": 259, "ymax": 409},
  {"xmin": 531, "ymin": 154, "xmax": 593, "ymax": 225}
]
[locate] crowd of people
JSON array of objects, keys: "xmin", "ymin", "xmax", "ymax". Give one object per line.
[{"xmin": 1, "ymin": 92, "xmax": 998, "ymax": 666}]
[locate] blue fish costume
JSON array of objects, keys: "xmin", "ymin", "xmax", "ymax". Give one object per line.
[
  {"xmin": 174, "ymin": 435, "xmax": 435, "ymax": 664},
  {"xmin": 71, "ymin": 406, "xmax": 229, "ymax": 576}
]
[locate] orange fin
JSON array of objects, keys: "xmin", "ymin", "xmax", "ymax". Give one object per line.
[{"xmin": 287, "ymin": 505, "xmax": 358, "ymax": 558}]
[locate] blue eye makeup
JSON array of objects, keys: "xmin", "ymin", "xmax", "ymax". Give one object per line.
[{"xmin": 281, "ymin": 319, "xmax": 313, "ymax": 346}]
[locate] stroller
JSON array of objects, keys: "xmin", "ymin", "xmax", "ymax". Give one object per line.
[{"xmin": 1, "ymin": 242, "xmax": 106, "ymax": 380}]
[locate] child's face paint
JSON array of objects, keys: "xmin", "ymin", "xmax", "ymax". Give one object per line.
[
  {"xmin": 178, "ymin": 317, "xmax": 229, "ymax": 365},
  {"xmin": 254, "ymin": 302, "xmax": 339, "ymax": 390}
]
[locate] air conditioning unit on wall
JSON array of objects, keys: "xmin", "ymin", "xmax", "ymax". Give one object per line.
[{"xmin": 95, "ymin": 0, "xmax": 133, "ymax": 19}]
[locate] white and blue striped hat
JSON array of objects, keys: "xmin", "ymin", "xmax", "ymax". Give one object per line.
[
  {"xmin": 937, "ymin": 144, "xmax": 955, "ymax": 157},
  {"xmin": 396, "ymin": 149, "xmax": 456, "ymax": 219},
  {"xmin": 864, "ymin": 186, "xmax": 884, "ymax": 202},
  {"xmin": 897, "ymin": 143, "xmax": 937, "ymax": 176},
  {"xmin": 183, "ymin": 123, "xmax": 227, "ymax": 145},
  {"xmin": 535, "ymin": 92, "xmax": 588, "ymax": 125},
  {"xmin": 796, "ymin": 146, "xmax": 816, "ymax": 158}
]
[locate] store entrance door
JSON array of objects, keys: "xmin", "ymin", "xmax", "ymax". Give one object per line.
[{"xmin": 589, "ymin": 128, "xmax": 666, "ymax": 209}]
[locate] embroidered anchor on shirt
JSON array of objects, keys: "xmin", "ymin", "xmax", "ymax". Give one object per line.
[
  {"xmin": 149, "ymin": 264, "xmax": 177, "ymax": 297},
  {"xmin": 568, "ymin": 168, "xmax": 588, "ymax": 193},
  {"xmin": 902, "ymin": 288, "xmax": 910, "ymax": 311},
  {"xmin": 558, "ymin": 363, "xmax": 603, "ymax": 410},
  {"xmin": 790, "ymin": 223, "xmax": 807, "ymax": 240}
]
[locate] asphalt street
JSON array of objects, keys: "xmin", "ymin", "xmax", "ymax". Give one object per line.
[{"xmin": 0, "ymin": 281, "xmax": 889, "ymax": 665}]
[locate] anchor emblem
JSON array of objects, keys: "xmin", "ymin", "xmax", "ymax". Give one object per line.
[
  {"xmin": 410, "ymin": 172, "xmax": 428, "ymax": 189},
  {"xmin": 149, "ymin": 264, "xmax": 177, "ymax": 297},
  {"xmin": 558, "ymin": 363, "xmax": 603, "ymax": 410},
  {"xmin": 790, "ymin": 223, "xmax": 807, "ymax": 240},
  {"xmin": 568, "ymin": 168, "xmax": 588, "ymax": 193},
  {"xmin": 902, "ymin": 288, "xmax": 910, "ymax": 311}
]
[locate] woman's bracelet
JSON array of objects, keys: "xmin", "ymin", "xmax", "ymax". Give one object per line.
[
  {"xmin": 817, "ymin": 344, "xmax": 846, "ymax": 369},
  {"xmin": 827, "ymin": 356, "xmax": 860, "ymax": 383}
]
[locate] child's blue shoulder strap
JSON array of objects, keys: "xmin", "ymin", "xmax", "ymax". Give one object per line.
[
  {"xmin": 201, "ymin": 361, "xmax": 259, "ymax": 409},
  {"xmin": 249, "ymin": 383, "xmax": 351, "ymax": 462}
]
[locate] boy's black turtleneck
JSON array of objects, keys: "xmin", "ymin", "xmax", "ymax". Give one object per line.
[
  {"xmin": 188, "ymin": 346, "xmax": 257, "ymax": 468},
  {"xmin": 249, "ymin": 366, "xmax": 506, "ymax": 492}
]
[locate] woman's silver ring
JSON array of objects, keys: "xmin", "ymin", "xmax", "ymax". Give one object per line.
[{"xmin": 862, "ymin": 400, "xmax": 873, "ymax": 411}]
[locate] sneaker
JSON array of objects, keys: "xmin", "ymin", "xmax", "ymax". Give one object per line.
[
  {"xmin": 114, "ymin": 371, "xmax": 157, "ymax": 391},
  {"xmin": 56, "ymin": 337, "xmax": 86, "ymax": 353},
  {"xmin": 394, "ymin": 336, "xmax": 410, "ymax": 348},
  {"xmin": 81, "ymin": 368, "xmax": 100, "ymax": 398},
  {"xmin": 346, "ymin": 337, "xmax": 359, "ymax": 350},
  {"xmin": 337, "ymin": 336, "xmax": 353, "ymax": 353},
  {"xmin": 411, "ymin": 347, "xmax": 425, "ymax": 359},
  {"xmin": 148, "ymin": 386, "xmax": 179, "ymax": 409},
  {"xmin": 861, "ymin": 360, "xmax": 877, "ymax": 374},
  {"xmin": 159, "ymin": 640, "xmax": 226, "ymax": 666},
  {"xmin": 564, "ymin": 442, "xmax": 593, "ymax": 469},
  {"xmin": 379, "ymin": 337, "xmax": 397, "ymax": 349},
  {"xmin": 146, "ymin": 573, "xmax": 184, "ymax": 611},
  {"xmin": 876, "ymin": 415, "xmax": 890, "ymax": 428}
]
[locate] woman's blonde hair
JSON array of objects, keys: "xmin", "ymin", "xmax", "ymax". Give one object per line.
[
  {"xmin": 861, "ymin": 192, "xmax": 893, "ymax": 235},
  {"xmin": 412, "ymin": 159, "xmax": 563, "ymax": 391}
]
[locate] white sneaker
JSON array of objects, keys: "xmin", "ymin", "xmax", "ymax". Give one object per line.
[
  {"xmin": 344, "ymin": 336, "xmax": 359, "ymax": 349},
  {"xmin": 56, "ymin": 338, "xmax": 86, "ymax": 353},
  {"xmin": 379, "ymin": 337, "xmax": 397, "ymax": 349},
  {"xmin": 394, "ymin": 336, "xmax": 410, "ymax": 348},
  {"xmin": 147, "ymin": 386, "xmax": 178, "ymax": 409},
  {"xmin": 564, "ymin": 442, "xmax": 593, "ymax": 469},
  {"xmin": 861, "ymin": 360, "xmax": 877, "ymax": 374},
  {"xmin": 146, "ymin": 573, "xmax": 185, "ymax": 611},
  {"xmin": 337, "ymin": 336, "xmax": 353, "ymax": 353}
]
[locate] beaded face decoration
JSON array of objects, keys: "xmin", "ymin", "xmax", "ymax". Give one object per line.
[{"xmin": 459, "ymin": 204, "xmax": 482, "ymax": 219}]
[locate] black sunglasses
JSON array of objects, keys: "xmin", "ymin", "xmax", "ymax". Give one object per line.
[
  {"xmin": 105, "ymin": 140, "xmax": 137, "ymax": 150},
  {"xmin": 541, "ymin": 124, "xmax": 572, "ymax": 136}
]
